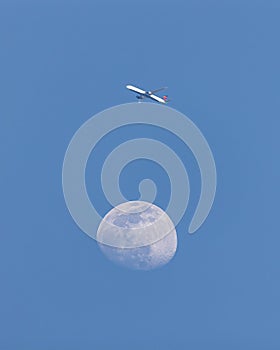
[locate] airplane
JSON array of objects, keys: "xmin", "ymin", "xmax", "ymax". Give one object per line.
[{"xmin": 126, "ymin": 84, "xmax": 169, "ymax": 104}]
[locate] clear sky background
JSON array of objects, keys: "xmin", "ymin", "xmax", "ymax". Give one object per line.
[{"xmin": 1, "ymin": 0, "xmax": 280, "ymax": 349}]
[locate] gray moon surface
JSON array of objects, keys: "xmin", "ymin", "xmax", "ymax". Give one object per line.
[{"xmin": 97, "ymin": 201, "xmax": 177, "ymax": 270}]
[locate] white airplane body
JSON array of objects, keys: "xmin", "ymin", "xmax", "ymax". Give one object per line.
[{"xmin": 126, "ymin": 84, "xmax": 169, "ymax": 104}]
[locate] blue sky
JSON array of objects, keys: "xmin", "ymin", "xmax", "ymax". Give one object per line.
[{"xmin": 1, "ymin": 0, "xmax": 280, "ymax": 348}]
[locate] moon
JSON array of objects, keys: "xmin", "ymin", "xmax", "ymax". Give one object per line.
[{"xmin": 97, "ymin": 201, "xmax": 177, "ymax": 270}]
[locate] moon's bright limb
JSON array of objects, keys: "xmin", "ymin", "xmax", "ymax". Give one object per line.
[{"xmin": 97, "ymin": 201, "xmax": 177, "ymax": 270}]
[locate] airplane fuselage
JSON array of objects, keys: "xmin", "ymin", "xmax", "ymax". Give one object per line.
[
  {"xmin": 136, "ymin": 91, "xmax": 153, "ymax": 100},
  {"xmin": 126, "ymin": 84, "xmax": 168, "ymax": 104}
]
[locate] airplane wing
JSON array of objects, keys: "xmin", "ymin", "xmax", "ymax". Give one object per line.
[
  {"xmin": 150, "ymin": 94, "xmax": 166, "ymax": 104},
  {"xmin": 151, "ymin": 87, "xmax": 167, "ymax": 94},
  {"xmin": 126, "ymin": 85, "xmax": 146, "ymax": 95}
]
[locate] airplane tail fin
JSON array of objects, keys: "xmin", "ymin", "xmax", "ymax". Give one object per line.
[{"xmin": 163, "ymin": 95, "xmax": 170, "ymax": 103}]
